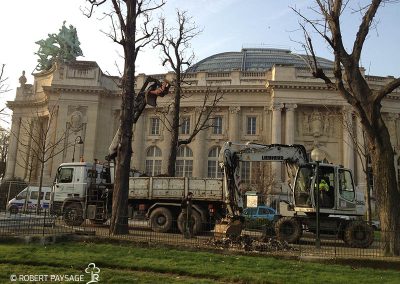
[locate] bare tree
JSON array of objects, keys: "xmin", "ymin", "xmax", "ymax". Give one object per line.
[
  {"xmin": 245, "ymin": 162, "xmax": 278, "ymax": 207},
  {"xmin": 0, "ymin": 127, "xmax": 9, "ymax": 179},
  {"xmin": 14, "ymin": 105, "xmax": 67, "ymax": 213},
  {"xmin": 85, "ymin": 0, "xmax": 165, "ymax": 234},
  {"xmin": 293, "ymin": 0, "xmax": 400, "ymax": 255},
  {"xmin": 155, "ymin": 10, "xmax": 222, "ymax": 176},
  {"xmin": 0, "ymin": 64, "xmax": 10, "ymax": 95},
  {"xmin": 340, "ymin": 111, "xmax": 373, "ymax": 222}
]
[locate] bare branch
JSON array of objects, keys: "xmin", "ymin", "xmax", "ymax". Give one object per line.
[
  {"xmin": 375, "ymin": 77, "xmax": 400, "ymax": 103},
  {"xmin": 352, "ymin": 0, "xmax": 381, "ymax": 61}
]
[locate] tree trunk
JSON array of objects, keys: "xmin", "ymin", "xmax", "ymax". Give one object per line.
[
  {"xmin": 110, "ymin": 0, "xmax": 136, "ymax": 235},
  {"xmin": 368, "ymin": 118, "xmax": 400, "ymax": 255}
]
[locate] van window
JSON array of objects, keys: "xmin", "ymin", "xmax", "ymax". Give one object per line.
[
  {"xmin": 16, "ymin": 190, "xmax": 27, "ymax": 200},
  {"xmin": 45, "ymin": 192, "xmax": 50, "ymax": 200},
  {"xmin": 30, "ymin": 191, "xmax": 44, "ymax": 201},
  {"xmin": 57, "ymin": 168, "xmax": 74, "ymax": 183}
]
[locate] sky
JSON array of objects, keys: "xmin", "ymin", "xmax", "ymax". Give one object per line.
[{"xmin": 1, "ymin": 0, "xmax": 400, "ymax": 126}]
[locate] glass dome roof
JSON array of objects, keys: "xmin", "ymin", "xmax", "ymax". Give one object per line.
[{"xmin": 187, "ymin": 48, "xmax": 333, "ymax": 72}]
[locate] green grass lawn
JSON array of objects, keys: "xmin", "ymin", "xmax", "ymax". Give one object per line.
[{"xmin": 0, "ymin": 241, "xmax": 399, "ymax": 283}]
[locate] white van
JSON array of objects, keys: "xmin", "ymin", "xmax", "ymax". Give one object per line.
[{"xmin": 7, "ymin": 186, "xmax": 52, "ymax": 214}]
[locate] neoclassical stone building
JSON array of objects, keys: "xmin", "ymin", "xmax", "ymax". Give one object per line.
[{"xmin": 5, "ymin": 48, "xmax": 400, "ymax": 201}]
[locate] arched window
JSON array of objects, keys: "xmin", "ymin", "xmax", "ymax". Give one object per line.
[
  {"xmin": 145, "ymin": 146, "xmax": 162, "ymax": 176},
  {"xmin": 176, "ymin": 146, "xmax": 193, "ymax": 177},
  {"xmin": 208, "ymin": 146, "xmax": 223, "ymax": 178}
]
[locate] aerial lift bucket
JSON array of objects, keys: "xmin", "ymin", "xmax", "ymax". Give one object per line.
[{"xmin": 214, "ymin": 218, "xmax": 243, "ymax": 239}]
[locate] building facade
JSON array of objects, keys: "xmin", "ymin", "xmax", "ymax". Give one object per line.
[{"xmin": 5, "ymin": 48, "xmax": 400, "ymax": 201}]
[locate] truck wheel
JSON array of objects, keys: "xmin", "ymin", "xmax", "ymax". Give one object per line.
[
  {"xmin": 275, "ymin": 217, "xmax": 302, "ymax": 243},
  {"xmin": 150, "ymin": 207, "xmax": 173, "ymax": 233},
  {"xmin": 177, "ymin": 211, "xmax": 202, "ymax": 236},
  {"xmin": 63, "ymin": 203, "xmax": 84, "ymax": 226},
  {"xmin": 343, "ymin": 221, "xmax": 374, "ymax": 248},
  {"xmin": 9, "ymin": 205, "xmax": 19, "ymax": 214}
]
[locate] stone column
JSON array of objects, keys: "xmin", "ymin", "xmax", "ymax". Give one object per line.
[
  {"xmin": 43, "ymin": 112, "xmax": 56, "ymax": 182},
  {"xmin": 132, "ymin": 115, "xmax": 145, "ymax": 172},
  {"xmin": 193, "ymin": 108, "xmax": 207, "ymax": 177},
  {"xmin": 228, "ymin": 106, "xmax": 241, "ymax": 142},
  {"xmin": 285, "ymin": 103, "xmax": 297, "ymax": 145},
  {"xmin": 343, "ymin": 106, "xmax": 354, "ymax": 172},
  {"xmin": 5, "ymin": 116, "xmax": 21, "ymax": 179},
  {"xmin": 271, "ymin": 103, "xmax": 284, "ymax": 184},
  {"xmin": 160, "ymin": 109, "xmax": 173, "ymax": 174},
  {"xmin": 355, "ymin": 116, "xmax": 367, "ymax": 193}
]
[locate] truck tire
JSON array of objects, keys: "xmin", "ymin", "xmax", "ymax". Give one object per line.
[
  {"xmin": 9, "ymin": 205, "xmax": 19, "ymax": 214},
  {"xmin": 63, "ymin": 203, "xmax": 84, "ymax": 226},
  {"xmin": 275, "ymin": 217, "xmax": 302, "ymax": 243},
  {"xmin": 150, "ymin": 207, "xmax": 173, "ymax": 233},
  {"xmin": 177, "ymin": 210, "xmax": 202, "ymax": 236},
  {"xmin": 343, "ymin": 221, "xmax": 374, "ymax": 248}
]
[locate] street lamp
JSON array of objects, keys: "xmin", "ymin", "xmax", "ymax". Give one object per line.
[
  {"xmin": 72, "ymin": 136, "xmax": 84, "ymax": 162},
  {"xmin": 311, "ymin": 147, "xmax": 326, "ymax": 249}
]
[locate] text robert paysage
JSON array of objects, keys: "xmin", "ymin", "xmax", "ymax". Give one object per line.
[{"xmin": 9, "ymin": 263, "xmax": 100, "ymax": 283}]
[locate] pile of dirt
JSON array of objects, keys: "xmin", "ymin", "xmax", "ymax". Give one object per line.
[{"xmin": 208, "ymin": 235, "xmax": 297, "ymax": 252}]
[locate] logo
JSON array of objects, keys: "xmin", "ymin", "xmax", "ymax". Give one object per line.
[{"xmin": 85, "ymin": 263, "xmax": 100, "ymax": 284}]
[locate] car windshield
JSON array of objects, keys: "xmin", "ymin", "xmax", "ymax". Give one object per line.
[{"xmin": 243, "ymin": 208, "xmax": 257, "ymax": 215}]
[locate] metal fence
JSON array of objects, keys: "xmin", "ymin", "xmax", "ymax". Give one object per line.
[{"xmin": 0, "ymin": 208, "xmax": 398, "ymax": 259}]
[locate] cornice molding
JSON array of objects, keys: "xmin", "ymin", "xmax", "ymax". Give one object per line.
[
  {"xmin": 7, "ymin": 97, "xmax": 48, "ymax": 109},
  {"xmin": 266, "ymin": 81, "xmax": 330, "ymax": 91}
]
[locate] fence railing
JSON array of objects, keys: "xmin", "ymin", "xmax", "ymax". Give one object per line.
[{"xmin": 0, "ymin": 209, "xmax": 398, "ymax": 259}]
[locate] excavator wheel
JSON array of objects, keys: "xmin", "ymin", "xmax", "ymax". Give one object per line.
[
  {"xmin": 343, "ymin": 221, "xmax": 374, "ymax": 248},
  {"xmin": 275, "ymin": 217, "xmax": 302, "ymax": 243}
]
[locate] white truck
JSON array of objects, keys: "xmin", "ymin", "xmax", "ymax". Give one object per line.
[{"xmin": 50, "ymin": 161, "xmax": 226, "ymax": 235}]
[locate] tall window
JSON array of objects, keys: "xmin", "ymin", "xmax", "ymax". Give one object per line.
[
  {"xmin": 213, "ymin": 116, "xmax": 223, "ymax": 135},
  {"xmin": 180, "ymin": 117, "xmax": 190, "ymax": 135},
  {"xmin": 176, "ymin": 146, "xmax": 193, "ymax": 177},
  {"xmin": 241, "ymin": 161, "xmax": 251, "ymax": 184},
  {"xmin": 208, "ymin": 146, "xmax": 223, "ymax": 178},
  {"xmin": 150, "ymin": 117, "xmax": 160, "ymax": 135},
  {"xmin": 247, "ymin": 116, "xmax": 257, "ymax": 135},
  {"xmin": 145, "ymin": 146, "xmax": 162, "ymax": 176}
]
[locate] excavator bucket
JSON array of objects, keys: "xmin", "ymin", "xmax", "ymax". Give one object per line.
[{"xmin": 214, "ymin": 219, "xmax": 243, "ymax": 239}]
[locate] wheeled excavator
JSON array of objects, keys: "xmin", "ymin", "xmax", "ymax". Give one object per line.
[{"xmin": 215, "ymin": 141, "xmax": 374, "ymax": 248}]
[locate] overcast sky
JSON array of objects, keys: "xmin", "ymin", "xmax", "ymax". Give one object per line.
[{"xmin": 1, "ymin": 0, "xmax": 399, "ymax": 125}]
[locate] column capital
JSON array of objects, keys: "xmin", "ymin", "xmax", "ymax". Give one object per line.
[
  {"xmin": 285, "ymin": 103, "xmax": 298, "ymax": 111},
  {"xmin": 342, "ymin": 105, "xmax": 355, "ymax": 113},
  {"xmin": 270, "ymin": 103, "xmax": 284, "ymax": 111},
  {"xmin": 229, "ymin": 106, "xmax": 241, "ymax": 114},
  {"xmin": 385, "ymin": 112, "xmax": 399, "ymax": 121}
]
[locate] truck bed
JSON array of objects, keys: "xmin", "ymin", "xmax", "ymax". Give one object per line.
[{"xmin": 128, "ymin": 177, "xmax": 224, "ymax": 201}]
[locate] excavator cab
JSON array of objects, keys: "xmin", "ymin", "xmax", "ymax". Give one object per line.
[{"xmin": 293, "ymin": 163, "xmax": 362, "ymax": 216}]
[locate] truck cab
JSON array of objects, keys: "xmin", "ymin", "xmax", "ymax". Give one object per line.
[{"xmin": 51, "ymin": 162, "xmax": 107, "ymax": 217}]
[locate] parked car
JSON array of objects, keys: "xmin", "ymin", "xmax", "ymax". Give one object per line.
[
  {"xmin": 242, "ymin": 205, "xmax": 278, "ymax": 221},
  {"xmin": 6, "ymin": 186, "xmax": 52, "ymax": 214}
]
